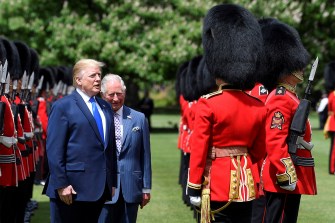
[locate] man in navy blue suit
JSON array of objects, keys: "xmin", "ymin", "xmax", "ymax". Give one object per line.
[
  {"xmin": 44, "ymin": 59, "xmax": 117, "ymax": 223},
  {"xmin": 99, "ymin": 74, "xmax": 152, "ymax": 223}
]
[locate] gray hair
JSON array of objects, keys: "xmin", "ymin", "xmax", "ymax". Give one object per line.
[{"xmin": 101, "ymin": 73, "xmax": 127, "ymax": 94}]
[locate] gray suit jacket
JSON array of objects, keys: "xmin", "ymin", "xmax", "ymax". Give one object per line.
[{"xmin": 109, "ymin": 105, "xmax": 152, "ymax": 204}]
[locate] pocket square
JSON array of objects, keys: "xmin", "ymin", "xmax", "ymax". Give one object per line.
[{"xmin": 132, "ymin": 126, "xmax": 140, "ymax": 132}]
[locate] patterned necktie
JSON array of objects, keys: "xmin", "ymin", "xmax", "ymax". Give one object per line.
[
  {"xmin": 114, "ymin": 113, "xmax": 122, "ymax": 152},
  {"xmin": 89, "ymin": 97, "xmax": 104, "ymax": 142}
]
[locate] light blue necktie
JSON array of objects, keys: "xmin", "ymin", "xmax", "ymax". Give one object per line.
[{"xmin": 89, "ymin": 97, "xmax": 104, "ymax": 142}]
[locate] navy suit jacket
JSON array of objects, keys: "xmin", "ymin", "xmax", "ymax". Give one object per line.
[
  {"xmin": 110, "ymin": 106, "xmax": 152, "ymax": 204},
  {"xmin": 45, "ymin": 90, "xmax": 117, "ymax": 201}
]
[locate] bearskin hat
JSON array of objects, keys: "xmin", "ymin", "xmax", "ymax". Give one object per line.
[
  {"xmin": 0, "ymin": 39, "xmax": 6, "ymax": 66},
  {"xmin": 0, "ymin": 37, "xmax": 22, "ymax": 80},
  {"xmin": 196, "ymin": 56, "xmax": 217, "ymax": 96},
  {"xmin": 30, "ymin": 48, "xmax": 40, "ymax": 86},
  {"xmin": 38, "ymin": 67, "xmax": 54, "ymax": 93},
  {"xmin": 324, "ymin": 61, "xmax": 335, "ymax": 92},
  {"xmin": 260, "ymin": 19, "xmax": 310, "ymax": 91},
  {"xmin": 184, "ymin": 55, "xmax": 202, "ymax": 101},
  {"xmin": 175, "ymin": 60, "xmax": 189, "ymax": 100},
  {"xmin": 202, "ymin": 4, "xmax": 264, "ymax": 90},
  {"xmin": 14, "ymin": 41, "xmax": 31, "ymax": 79}
]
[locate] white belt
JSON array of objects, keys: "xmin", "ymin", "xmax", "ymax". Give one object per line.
[
  {"xmin": 24, "ymin": 132, "xmax": 34, "ymax": 140},
  {"xmin": 0, "ymin": 136, "xmax": 18, "ymax": 148}
]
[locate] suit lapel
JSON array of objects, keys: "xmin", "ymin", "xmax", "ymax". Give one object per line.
[
  {"xmin": 97, "ymin": 97, "xmax": 110, "ymax": 147},
  {"xmin": 73, "ymin": 91, "xmax": 104, "ymax": 144},
  {"xmin": 122, "ymin": 106, "xmax": 132, "ymax": 149}
]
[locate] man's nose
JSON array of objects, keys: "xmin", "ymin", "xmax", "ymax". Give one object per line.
[{"xmin": 112, "ymin": 93, "xmax": 119, "ymax": 99}]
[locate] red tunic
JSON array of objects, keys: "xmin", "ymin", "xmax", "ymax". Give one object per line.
[
  {"xmin": 247, "ymin": 83, "xmax": 269, "ymax": 195},
  {"xmin": 188, "ymin": 89, "xmax": 267, "ymax": 202},
  {"xmin": 0, "ymin": 96, "xmax": 17, "ymax": 186},
  {"xmin": 326, "ymin": 91, "xmax": 335, "ymax": 131},
  {"xmin": 16, "ymin": 114, "xmax": 30, "ymax": 177},
  {"xmin": 261, "ymin": 87, "xmax": 317, "ymax": 195},
  {"xmin": 247, "ymin": 82, "xmax": 268, "ymax": 103},
  {"xmin": 177, "ymin": 95, "xmax": 188, "ymax": 150},
  {"xmin": 182, "ymin": 101, "xmax": 197, "ymax": 154},
  {"xmin": 323, "ymin": 91, "xmax": 335, "ymax": 174},
  {"xmin": 37, "ymin": 97, "xmax": 48, "ymax": 140}
]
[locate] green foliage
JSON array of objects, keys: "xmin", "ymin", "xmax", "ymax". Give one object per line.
[{"xmin": 0, "ymin": 0, "xmax": 334, "ymax": 92}]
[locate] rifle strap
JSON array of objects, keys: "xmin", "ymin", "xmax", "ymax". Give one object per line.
[{"xmin": 291, "ymin": 154, "xmax": 314, "ymax": 167}]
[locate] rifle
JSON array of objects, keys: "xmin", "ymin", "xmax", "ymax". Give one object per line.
[{"xmin": 287, "ymin": 57, "xmax": 318, "ymax": 166}]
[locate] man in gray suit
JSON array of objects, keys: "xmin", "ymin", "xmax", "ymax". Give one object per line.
[{"xmin": 98, "ymin": 74, "xmax": 152, "ymax": 223}]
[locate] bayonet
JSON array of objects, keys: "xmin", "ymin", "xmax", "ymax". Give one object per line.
[
  {"xmin": 20, "ymin": 71, "xmax": 28, "ymax": 101},
  {"xmin": 308, "ymin": 57, "xmax": 318, "ymax": 81},
  {"xmin": 27, "ymin": 72, "xmax": 34, "ymax": 90},
  {"xmin": 21, "ymin": 71, "xmax": 28, "ymax": 90},
  {"xmin": 52, "ymin": 81, "xmax": 62, "ymax": 97},
  {"xmin": 25, "ymin": 72, "xmax": 35, "ymax": 102},
  {"xmin": 1, "ymin": 59, "xmax": 8, "ymax": 84},
  {"xmin": 304, "ymin": 57, "xmax": 318, "ymax": 99},
  {"xmin": 12, "ymin": 80, "xmax": 17, "ymax": 100},
  {"xmin": 35, "ymin": 76, "xmax": 44, "ymax": 97},
  {"xmin": 36, "ymin": 75, "xmax": 44, "ymax": 91},
  {"xmin": 62, "ymin": 84, "xmax": 67, "ymax": 96},
  {"xmin": 4, "ymin": 72, "xmax": 10, "ymax": 95}
]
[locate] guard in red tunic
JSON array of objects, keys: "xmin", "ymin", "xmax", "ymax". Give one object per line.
[
  {"xmin": 323, "ymin": 61, "xmax": 335, "ymax": 174},
  {"xmin": 0, "ymin": 38, "xmax": 20, "ymax": 223},
  {"xmin": 259, "ymin": 20, "xmax": 317, "ymax": 223},
  {"xmin": 248, "ymin": 83, "xmax": 268, "ymax": 104},
  {"xmin": 187, "ymin": 4, "xmax": 266, "ymax": 223}
]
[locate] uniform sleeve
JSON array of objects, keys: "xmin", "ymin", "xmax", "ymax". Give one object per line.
[
  {"xmin": 249, "ymin": 106, "xmax": 267, "ymax": 163},
  {"xmin": 187, "ymin": 99, "xmax": 212, "ymax": 196},
  {"xmin": 266, "ymin": 95, "xmax": 297, "ymax": 186}
]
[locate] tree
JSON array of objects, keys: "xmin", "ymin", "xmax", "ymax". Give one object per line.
[{"xmin": 1, "ymin": 0, "xmax": 334, "ymax": 105}]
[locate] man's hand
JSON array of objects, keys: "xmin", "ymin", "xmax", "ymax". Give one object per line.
[
  {"xmin": 57, "ymin": 185, "xmax": 77, "ymax": 205},
  {"xmin": 140, "ymin": 193, "xmax": 151, "ymax": 209},
  {"xmin": 190, "ymin": 196, "xmax": 201, "ymax": 207}
]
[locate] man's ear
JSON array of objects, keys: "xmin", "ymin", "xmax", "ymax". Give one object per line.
[{"xmin": 75, "ymin": 76, "xmax": 81, "ymax": 86}]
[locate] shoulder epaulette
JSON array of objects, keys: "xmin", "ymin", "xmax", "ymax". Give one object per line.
[
  {"xmin": 275, "ymin": 86, "xmax": 286, "ymax": 95},
  {"xmin": 201, "ymin": 90, "xmax": 222, "ymax": 99}
]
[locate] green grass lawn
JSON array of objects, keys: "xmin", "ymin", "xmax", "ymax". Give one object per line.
[{"xmin": 31, "ymin": 112, "xmax": 335, "ymax": 223}]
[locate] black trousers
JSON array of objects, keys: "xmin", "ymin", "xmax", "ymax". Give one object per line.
[
  {"xmin": 251, "ymin": 196, "xmax": 266, "ymax": 223},
  {"xmin": 263, "ymin": 192, "xmax": 301, "ymax": 223}
]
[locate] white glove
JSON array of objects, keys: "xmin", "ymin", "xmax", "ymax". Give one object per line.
[
  {"xmin": 190, "ymin": 196, "xmax": 201, "ymax": 207},
  {"xmin": 280, "ymin": 182, "xmax": 297, "ymax": 191}
]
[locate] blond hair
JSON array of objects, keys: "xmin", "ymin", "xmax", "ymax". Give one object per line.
[{"xmin": 72, "ymin": 59, "xmax": 105, "ymax": 87}]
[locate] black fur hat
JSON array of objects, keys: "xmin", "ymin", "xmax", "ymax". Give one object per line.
[
  {"xmin": 175, "ymin": 60, "xmax": 189, "ymax": 100},
  {"xmin": 202, "ymin": 4, "xmax": 264, "ymax": 90},
  {"xmin": 260, "ymin": 19, "xmax": 310, "ymax": 91},
  {"xmin": 0, "ymin": 37, "xmax": 22, "ymax": 80},
  {"xmin": 196, "ymin": 56, "xmax": 217, "ymax": 96},
  {"xmin": 38, "ymin": 67, "xmax": 55, "ymax": 92},
  {"xmin": 30, "ymin": 48, "xmax": 40, "ymax": 86},
  {"xmin": 324, "ymin": 61, "xmax": 335, "ymax": 92},
  {"xmin": 0, "ymin": 39, "xmax": 6, "ymax": 66},
  {"xmin": 184, "ymin": 55, "xmax": 202, "ymax": 101},
  {"xmin": 14, "ymin": 41, "xmax": 31, "ymax": 79}
]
